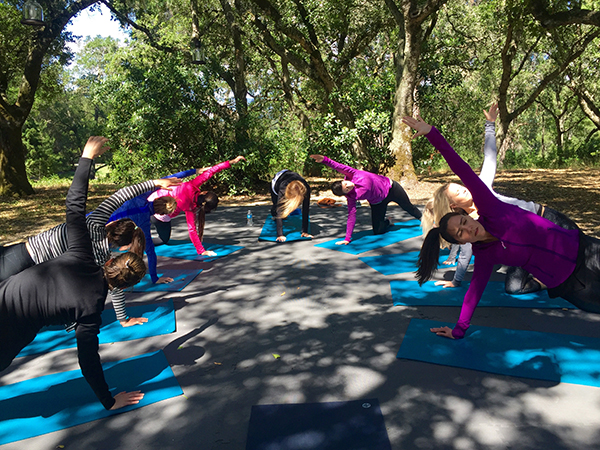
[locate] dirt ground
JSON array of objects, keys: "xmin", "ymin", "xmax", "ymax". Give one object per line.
[{"xmin": 1, "ymin": 167, "xmax": 600, "ymax": 244}]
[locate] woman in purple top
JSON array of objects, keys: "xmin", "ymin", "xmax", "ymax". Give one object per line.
[
  {"xmin": 403, "ymin": 115, "xmax": 600, "ymax": 340},
  {"xmin": 309, "ymin": 154, "xmax": 422, "ymax": 244}
]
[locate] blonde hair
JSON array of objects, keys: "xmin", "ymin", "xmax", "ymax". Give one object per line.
[
  {"xmin": 154, "ymin": 196, "xmax": 177, "ymax": 215},
  {"xmin": 104, "ymin": 252, "xmax": 146, "ymax": 289},
  {"xmin": 421, "ymin": 183, "xmax": 453, "ymax": 249},
  {"xmin": 277, "ymin": 180, "xmax": 306, "ymax": 219}
]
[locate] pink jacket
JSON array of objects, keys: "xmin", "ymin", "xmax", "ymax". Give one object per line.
[{"xmin": 151, "ymin": 160, "xmax": 231, "ymax": 253}]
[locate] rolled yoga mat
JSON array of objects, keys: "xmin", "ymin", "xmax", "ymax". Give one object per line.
[
  {"xmin": 0, "ymin": 350, "xmax": 183, "ymax": 446},
  {"xmin": 397, "ymin": 318, "xmax": 600, "ymax": 387}
]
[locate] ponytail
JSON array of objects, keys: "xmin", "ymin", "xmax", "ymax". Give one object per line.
[
  {"xmin": 104, "ymin": 252, "xmax": 146, "ymax": 289},
  {"xmin": 194, "ymin": 191, "xmax": 219, "ymax": 242},
  {"xmin": 416, "ymin": 211, "xmax": 464, "ymax": 285},
  {"xmin": 277, "ymin": 180, "xmax": 306, "ymax": 219},
  {"xmin": 105, "ymin": 218, "xmax": 146, "ymax": 257},
  {"xmin": 416, "ymin": 228, "xmax": 443, "ymax": 285}
]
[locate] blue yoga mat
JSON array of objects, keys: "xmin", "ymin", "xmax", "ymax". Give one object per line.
[
  {"xmin": 129, "ymin": 269, "xmax": 202, "ymax": 292},
  {"xmin": 0, "ymin": 350, "xmax": 182, "ymax": 445},
  {"xmin": 397, "ymin": 318, "xmax": 600, "ymax": 387},
  {"xmin": 17, "ymin": 300, "xmax": 176, "ymax": 358},
  {"xmin": 314, "ymin": 220, "xmax": 422, "ymax": 255},
  {"xmin": 246, "ymin": 398, "xmax": 391, "ymax": 450},
  {"xmin": 153, "ymin": 240, "xmax": 243, "ymax": 262},
  {"xmin": 258, "ymin": 215, "xmax": 311, "ymax": 242},
  {"xmin": 359, "ymin": 249, "xmax": 463, "ymax": 275},
  {"xmin": 390, "ymin": 280, "xmax": 574, "ymax": 308}
]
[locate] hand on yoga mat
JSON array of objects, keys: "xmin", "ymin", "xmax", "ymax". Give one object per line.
[
  {"xmin": 156, "ymin": 276, "xmax": 174, "ymax": 284},
  {"xmin": 276, "ymin": 236, "xmax": 287, "ymax": 242},
  {"xmin": 335, "ymin": 240, "xmax": 349, "ymax": 246},
  {"xmin": 435, "ymin": 280, "xmax": 458, "ymax": 288},
  {"xmin": 301, "ymin": 232, "xmax": 313, "ymax": 239},
  {"xmin": 201, "ymin": 250, "xmax": 217, "ymax": 257},
  {"xmin": 430, "ymin": 326, "xmax": 455, "ymax": 339},
  {"xmin": 120, "ymin": 316, "xmax": 149, "ymax": 327},
  {"xmin": 110, "ymin": 391, "xmax": 145, "ymax": 410}
]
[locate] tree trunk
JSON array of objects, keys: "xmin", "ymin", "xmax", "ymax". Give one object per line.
[
  {"xmin": 388, "ymin": 19, "xmax": 421, "ymax": 184},
  {"xmin": 0, "ymin": 122, "xmax": 35, "ymax": 197}
]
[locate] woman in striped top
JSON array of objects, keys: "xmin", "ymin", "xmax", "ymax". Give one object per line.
[{"xmin": 0, "ymin": 160, "xmax": 181, "ymax": 327}]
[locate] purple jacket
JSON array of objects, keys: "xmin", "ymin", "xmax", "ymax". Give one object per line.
[
  {"xmin": 426, "ymin": 127, "xmax": 579, "ymax": 339},
  {"xmin": 322, "ymin": 157, "xmax": 391, "ymax": 242}
]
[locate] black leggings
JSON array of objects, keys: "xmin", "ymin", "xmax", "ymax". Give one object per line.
[
  {"xmin": 505, "ymin": 206, "xmax": 579, "ymax": 295},
  {"xmin": 0, "ymin": 243, "xmax": 35, "ymax": 283},
  {"xmin": 370, "ymin": 181, "xmax": 422, "ymax": 235},
  {"xmin": 151, "ymin": 217, "xmax": 172, "ymax": 244},
  {"xmin": 549, "ymin": 232, "xmax": 600, "ymax": 313}
]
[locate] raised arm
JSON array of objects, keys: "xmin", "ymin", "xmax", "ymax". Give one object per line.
[
  {"xmin": 479, "ymin": 104, "xmax": 498, "ymax": 189},
  {"xmin": 67, "ymin": 137, "xmax": 110, "ymax": 254},
  {"xmin": 402, "ymin": 116, "xmax": 501, "ymax": 217},
  {"xmin": 189, "ymin": 156, "xmax": 245, "ymax": 189},
  {"xmin": 310, "ymin": 154, "xmax": 357, "ymax": 178}
]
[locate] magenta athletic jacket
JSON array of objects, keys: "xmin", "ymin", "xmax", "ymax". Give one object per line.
[
  {"xmin": 426, "ymin": 127, "xmax": 579, "ymax": 339},
  {"xmin": 322, "ymin": 156, "xmax": 391, "ymax": 242},
  {"xmin": 152, "ymin": 160, "xmax": 231, "ymax": 254}
]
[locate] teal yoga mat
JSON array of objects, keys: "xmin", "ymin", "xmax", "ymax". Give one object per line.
[
  {"xmin": 0, "ymin": 350, "xmax": 183, "ymax": 445},
  {"xmin": 390, "ymin": 280, "xmax": 574, "ymax": 308},
  {"xmin": 397, "ymin": 318, "xmax": 600, "ymax": 387},
  {"xmin": 129, "ymin": 269, "xmax": 202, "ymax": 292},
  {"xmin": 17, "ymin": 300, "xmax": 176, "ymax": 358},
  {"xmin": 314, "ymin": 220, "xmax": 422, "ymax": 255},
  {"xmin": 153, "ymin": 240, "xmax": 243, "ymax": 262},
  {"xmin": 359, "ymin": 249, "xmax": 463, "ymax": 275},
  {"xmin": 258, "ymin": 215, "xmax": 311, "ymax": 242}
]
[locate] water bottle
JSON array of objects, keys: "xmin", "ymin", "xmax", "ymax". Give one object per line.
[{"xmin": 246, "ymin": 209, "xmax": 253, "ymax": 226}]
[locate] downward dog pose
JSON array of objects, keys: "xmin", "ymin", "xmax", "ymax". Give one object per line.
[
  {"xmin": 149, "ymin": 156, "xmax": 246, "ymax": 257},
  {"xmin": 0, "ymin": 153, "xmax": 180, "ymax": 327},
  {"xmin": 420, "ymin": 105, "xmax": 578, "ymax": 294},
  {"xmin": 403, "ymin": 116, "xmax": 600, "ymax": 340},
  {"xmin": 109, "ymin": 169, "xmax": 198, "ymax": 284},
  {"xmin": 309, "ymin": 155, "xmax": 422, "ymax": 244},
  {"xmin": 0, "ymin": 137, "xmax": 146, "ymax": 410},
  {"xmin": 270, "ymin": 170, "xmax": 312, "ymax": 242}
]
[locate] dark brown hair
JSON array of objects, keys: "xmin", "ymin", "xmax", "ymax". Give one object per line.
[
  {"xmin": 194, "ymin": 191, "xmax": 219, "ymax": 242},
  {"xmin": 104, "ymin": 252, "xmax": 146, "ymax": 289},
  {"xmin": 105, "ymin": 218, "xmax": 146, "ymax": 257}
]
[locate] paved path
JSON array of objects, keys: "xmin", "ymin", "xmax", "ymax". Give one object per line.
[{"xmin": 3, "ymin": 204, "xmax": 600, "ymax": 450}]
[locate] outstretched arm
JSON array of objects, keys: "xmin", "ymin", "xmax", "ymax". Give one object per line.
[
  {"xmin": 402, "ymin": 116, "xmax": 500, "ymax": 217},
  {"xmin": 479, "ymin": 104, "xmax": 498, "ymax": 188}
]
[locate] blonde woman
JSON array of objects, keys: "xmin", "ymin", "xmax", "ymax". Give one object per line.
[{"xmin": 270, "ymin": 170, "xmax": 313, "ymax": 242}]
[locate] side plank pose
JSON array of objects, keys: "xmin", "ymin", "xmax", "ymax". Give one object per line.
[
  {"xmin": 0, "ymin": 137, "xmax": 146, "ymax": 410},
  {"xmin": 109, "ymin": 169, "xmax": 198, "ymax": 284},
  {"xmin": 0, "ymin": 156, "xmax": 180, "ymax": 327},
  {"xmin": 420, "ymin": 105, "xmax": 578, "ymax": 293},
  {"xmin": 403, "ymin": 115, "xmax": 600, "ymax": 340},
  {"xmin": 309, "ymin": 155, "xmax": 422, "ymax": 245},
  {"xmin": 270, "ymin": 170, "xmax": 313, "ymax": 242},
  {"xmin": 149, "ymin": 156, "xmax": 246, "ymax": 257}
]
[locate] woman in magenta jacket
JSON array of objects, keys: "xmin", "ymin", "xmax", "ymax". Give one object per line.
[
  {"xmin": 149, "ymin": 156, "xmax": 246, "ymax": 256},
  {"xmin": 403, "ymin": 115, "xmax": 600, "ymax": 340}
]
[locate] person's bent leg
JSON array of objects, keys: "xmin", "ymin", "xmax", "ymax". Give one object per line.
[
  {"xmin": 388, "ymin": 181, "xmax": 422, "ymax": 220},
  {"xmin": 505, "ymin": 266, "xmax": 542, "ymax": 294},
  {"xmin": 0, "ymin": 243, "xmax": 35, "ymax": 283},
  {"xmin": 542, "ymin": 207, "xmax": 579, "ymax": 231},
  {"xmin": 151, "ymin": 216, "xmax": 172, "ymax": 244},
  {"xmin": 370, "ymin": 201, "xmax": 390, "ymax": 235}
]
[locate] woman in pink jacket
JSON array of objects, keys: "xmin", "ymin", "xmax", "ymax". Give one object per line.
[{"xmin": 149, "ymin": 156, "xmax": 246, "ymax": 256}]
